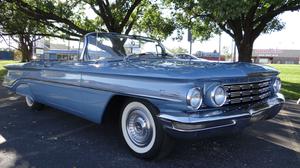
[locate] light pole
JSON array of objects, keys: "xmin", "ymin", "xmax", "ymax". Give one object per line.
[
  {"xmin": 188, "ymin": 29, "xmax": 192, "ymax": 54},
  {"xmin": 218, "ymin": 34, "xmax": 221, "ymax": 61},
  {"xmin": 231, "ymin": 39, "xmax": 237, "ymax": 62}
]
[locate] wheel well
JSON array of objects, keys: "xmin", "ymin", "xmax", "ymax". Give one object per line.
[
  {"xmin": 101, "ymin": 95, "xmax": 129, "ymax": 123},
  {"xmin": 15, "ymin": 83, "xmax": 33, "ymax": 98},
  {"xmin": 101, "ymin": 95, "xmax": 159, "ymax": 123}
]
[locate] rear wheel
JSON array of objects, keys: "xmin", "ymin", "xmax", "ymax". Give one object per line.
[
  {"xmin": 120, "ymin": 100, "xmax": 174, "ymax": 160},
  {"xmin": 25, "ymin": 96, "xmax": 43, "ymax": 110}
]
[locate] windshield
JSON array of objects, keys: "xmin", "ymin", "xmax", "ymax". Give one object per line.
[{"xmin": 83, "ymin": 33, "xmax": 172, "ymax": 61}]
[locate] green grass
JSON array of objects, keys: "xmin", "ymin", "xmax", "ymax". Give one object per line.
[
  {"xmin": 0, "ymin": 60, "xmax": 19, "ymax": 80},
  {"xmin": 269, "ymin": 64, "xmax": 300, "ymax": 100}
]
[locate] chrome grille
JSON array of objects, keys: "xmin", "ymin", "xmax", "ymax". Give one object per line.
[{"xmin": 224, "ymin": 79, "xmax": 272, "ymax": 105}]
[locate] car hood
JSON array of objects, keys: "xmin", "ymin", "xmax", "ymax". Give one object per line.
[
  {"xmin": 94, "ymin": 59, "xmax": 279, "ymax": 80},
  {"xmin": 5, "ymin": 59, "xmax": 278, "ymax": 80}
]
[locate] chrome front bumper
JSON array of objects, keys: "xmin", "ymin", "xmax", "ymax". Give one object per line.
[{"xmin": 158, "ymin": 93, "xmax": 285, "ymax": 139}]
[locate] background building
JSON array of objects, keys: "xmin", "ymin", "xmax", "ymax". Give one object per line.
[
  {"xmin": 0, "ymin": 51, "xmax": 13, "ymax": 60},
  {"xmin": 33, "ymin": 37, "xmax": 82, "ymax": 61},
  {"xmin": 41, "ymin": 50, "xmax": 80, "ymax": 61},
  {"xmin": 252, "ymin": 49, "xmax": 300, "ymax": 64}
]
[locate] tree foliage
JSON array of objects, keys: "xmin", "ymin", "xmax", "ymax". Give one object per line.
[
  {"xmin": 166, "ymin": 0, "xmax": 219, "ymax": 41},
  {"xmin": 166, "ymin": 0, "xmax": 300, "ymax": 62},
  {"xmin": 1, "ymin": 0, "xmax": 177, "ymax": 61},
  {"xmin": 3, "ymin": 0, "xmax": 300, "ymax": 63},
  {"xmin": 168, "ymin": 47, "xmax": 188, "ymax": 54},
  {"xmin": 0, "ymin": 2, "xmax": 50, "ymax": 61},
  {"xmin": 5, "ymin": 0, "xmax": 175, "ymax": 39},
  {"xmin": 134, "ymin": 3, "xmax": 175, "ymax": 40}
]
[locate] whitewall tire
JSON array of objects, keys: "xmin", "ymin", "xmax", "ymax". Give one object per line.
[
  {"xmin": 25, "ymin": 96, "xmax": 43, "ymax": 110},
  {"xmin": 120, "ymin": 99, "xmax": 174, "ymax": 159}
]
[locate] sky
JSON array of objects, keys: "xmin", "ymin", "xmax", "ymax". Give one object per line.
[{"xmin": 1, "ymin": 10, "xmax": 299, "ymax": 55}]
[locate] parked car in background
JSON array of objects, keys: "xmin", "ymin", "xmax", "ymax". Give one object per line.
[
  {"xmin": 175, "ymin": 53, "xmax": 208, "ymax": 61},
  {"xmin": 2, "ymin": 32, "xmax": 285, "ymax": 159}
]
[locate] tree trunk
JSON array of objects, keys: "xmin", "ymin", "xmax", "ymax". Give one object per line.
[
  {"xmin": 20, "ymin": 44, "xmax": 31, "ymax": 62},
  {"xmin": 19, "ymin": 35, "xmax": 33, "ymax": 62},
  {"xmin": 110, "ymin": 38, "xmax": 126, "ymax": 55},
  {"xmin": 236, "ymin": 38, "xmax": 254, "ymax": 63}
]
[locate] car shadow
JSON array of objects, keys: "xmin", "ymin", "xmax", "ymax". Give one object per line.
[{"xmin": 281, "ymin": 81, "xmax": 300, "ymax": 100}]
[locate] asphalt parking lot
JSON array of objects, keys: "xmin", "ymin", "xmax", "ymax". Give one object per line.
[{"xmin": 0, "ymin": 85, "xmax": 300, "ymax": 168}]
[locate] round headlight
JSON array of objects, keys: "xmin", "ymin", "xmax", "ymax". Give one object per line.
[
  {"xmin": 187, "ymin": 88, "xmax": 203, "ymax": 110},
  {"xmin": 273, "ymin": 78, "xmax": 281, "ymax": 93},
  {"xmin": 205, "ymin": 85, "xmax": 227, "ymax": 107}
]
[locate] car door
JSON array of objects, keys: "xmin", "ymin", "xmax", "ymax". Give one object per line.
[{"xmin": 30, "ymin": 61, "xmax": 84, "ymax": 116}]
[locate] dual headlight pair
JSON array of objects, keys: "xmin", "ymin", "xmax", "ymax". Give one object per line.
[
  {"xmin": 187, "ymin": 78, "xmax": 281, "ymax": 110},
  {"xmin": 187, "ymin": 85, "xmax": 227, "ymax": 110}
]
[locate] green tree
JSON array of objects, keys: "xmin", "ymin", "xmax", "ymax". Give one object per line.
[
  {"xmin": 0, "ymin": 3, "xmax": 46, "ymax": 62},
  {"xmin": 134, "ymin": 3, "xmax": 175, "ymax": 40},
  {"xmin": 169, "ymin": 47, "xmax": 188, "ymax": 54},
  {"xmin": 0, "ymin": 2, "xmax": 78, "ymax": 61},
  {"xmin": 6, "ymin": 0, "xmax": 175, "ymax": 39},
  {"xmin": 166, "ymin": 0, "xmax": 300, "ymax": 62},
  {"xmin": 1, "ymin": 0, "xmax": 176, "ymax": 61}
]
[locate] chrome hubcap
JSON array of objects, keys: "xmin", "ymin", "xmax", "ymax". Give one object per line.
[{"xmin": 126, "ymin": 109, "xmax": 153, "ymax": 147}]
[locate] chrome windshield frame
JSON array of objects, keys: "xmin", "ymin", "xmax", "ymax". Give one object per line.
[{"xmin": 79, "ymin": 32, "xmax": 166, "ymax": 61}]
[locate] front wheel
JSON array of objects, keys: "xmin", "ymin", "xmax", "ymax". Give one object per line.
[
  {"xmin": 120, "ymin": 100, "xmax": 174, "ymax": 160},
  {"xmin": 25, "ymin": 96, "xmax": 43, "ymax": 110}
]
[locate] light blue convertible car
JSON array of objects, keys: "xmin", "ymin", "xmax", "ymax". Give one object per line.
[{"xmin": 3, "ymin": 32, "xmax": 284, "ymax": 159}]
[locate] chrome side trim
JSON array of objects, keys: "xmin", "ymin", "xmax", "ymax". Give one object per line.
[{"xmin": 10, "ymin": 78, "xmax": 183, "ymax": 103}]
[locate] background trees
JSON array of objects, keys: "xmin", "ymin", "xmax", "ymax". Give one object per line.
[
  {"xmin": 169, "ymin": 47, "xmax": 188, "ymax": 54},
  {"xmin": 0, "ymin": 1, "xmax": 84, "ymax": 61},
  {"xmin": 1, "ymin": 0, "xmax": 175, "ymax": 61},
  {"xmin": 166, "ymin": 0, "xmax": 300, "ymax": 62},
  {"xmin": 0, "ymin": 2, "xmax": 48, "ymax": 62},
  {"xmin": 1, "ymin": 0, "xmax": 300, "ymax": 62},
  {"xmin": 7, "ymin": 0, "xmax": 175, "ymax": 38}
]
